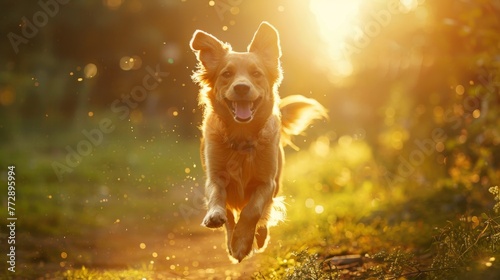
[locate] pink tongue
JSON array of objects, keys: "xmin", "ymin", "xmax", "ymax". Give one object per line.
[{"xmin": 234, "ymin": 101, "xmax": 253, "ymax": 120}]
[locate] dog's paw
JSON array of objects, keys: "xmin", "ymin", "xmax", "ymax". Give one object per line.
[
  {"xmin": 255, "ymin": 227, "xmax": 269, "ymax": 250},
  {"xmin": 201, "ymin": 207, "xmax": 226, "ymax": 228},
  {"xmin": 230, "ymin": 225, "xmax": 255, "ymax": 262}
]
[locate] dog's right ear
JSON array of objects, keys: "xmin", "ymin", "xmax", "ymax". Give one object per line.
[{"xmin": 190, "ymin": 30, "xmax": 229, "ymax": 73}]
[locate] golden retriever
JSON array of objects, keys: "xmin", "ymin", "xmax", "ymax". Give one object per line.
[{"xmin": 190, "ymin": 21, "xmax": 327, "ymax": 262}]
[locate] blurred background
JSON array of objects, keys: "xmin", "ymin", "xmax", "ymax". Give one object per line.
[{"xmin": 0, "ymin": 0, "xmax": 499, "ymax": 278}]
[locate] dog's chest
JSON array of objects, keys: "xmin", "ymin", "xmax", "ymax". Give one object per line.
[
  {"xmin": 225, "ymin": 136, "xmax": 277, "ymax": 202},
  {"xmin": 226, "ymin": 141, "xmax": 258, "ymax": 184}
]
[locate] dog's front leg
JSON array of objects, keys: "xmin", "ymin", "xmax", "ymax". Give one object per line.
[
  {"xmin": 201, "ymin": 175, "xmax": 228, "ymax": 228},
  {"xmin": 230, "ymin": 180, "xmax": 274, "ymax": 262}
]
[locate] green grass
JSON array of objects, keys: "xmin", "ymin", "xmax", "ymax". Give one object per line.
[
  {"xmin": 255, "ymin": 137, "xmax": 500, "ymax": 279},
  {"xmin": 0, "ymin": 115, "xmax": 203, "ymax": 279}
]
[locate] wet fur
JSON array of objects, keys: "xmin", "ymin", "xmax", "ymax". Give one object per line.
[{"xmin": 190, "ymin": 22, "xmax": 327, "ymax": 262}]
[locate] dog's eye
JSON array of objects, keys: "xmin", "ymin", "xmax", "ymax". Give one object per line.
[
  {"xmin": 252, "ymin": 71, "xmax": 262, "ymax": 78},
  {"xmin": 222, "ymin": 71, "xmax": 233, "ymax": 78}
]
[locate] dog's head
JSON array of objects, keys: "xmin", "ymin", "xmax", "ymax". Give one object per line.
[{"xmin": 190, "ymin": 22, "xmax": 283, "ymax": 124}]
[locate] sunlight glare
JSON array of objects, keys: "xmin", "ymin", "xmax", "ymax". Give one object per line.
[{"xmin": 310, "ymin": 0, "xmax": 361, "ymax": 79}]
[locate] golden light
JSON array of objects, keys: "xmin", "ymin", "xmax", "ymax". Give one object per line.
[
  {"xmin": 103, "ymin": 0, "xmax": 123, "ymax": 10},
  {"xmin": 84, "ymin": 63, "xmax": 97, "ymax": 78},
  {"xmin": 455, "ymin": 84, "xmax": 465, "ymax": 95},
  {"xmin": 400, "ymin": 0, "xmax": 419, "ymax": 11},
  {"xmin": 120, "ymin": 56, "xmax": 132, "ymax": 70},
  {"xmin": 310, "ymin": 0, "xmax": 361, "ymax": 79},
  {"xmin": 311, "ymin": 135, "xmax": 330, "ymax": 157},
  {"xmin": 131, "ymin": 55, "xmax": 143, "ymax": 70},
  {"xmin": 120, "ymin": 56, "xmax": 142, "ymax": 71},
  {"xmin": 0, "ymin": 87, "xmax": 15, "ymax": 106},
  {"xmin": 315, "ymin": 205, "xmax": 324, "ymax": 214}
]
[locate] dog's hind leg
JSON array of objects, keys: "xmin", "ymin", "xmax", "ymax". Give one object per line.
[
  {"xmin": 230, "ymin": 181, "xmax": 274, "ymax": 262},
  {"xmin": 255, "ymin": 203, "xmax": 272, "ymax": 251},
  {"xmin": 225, "ymin": 209, "xmax": 236, "ymax": 256},
  {"xmin": 255, "ymin": 226, "xmax": 268, "ymax": 250}
]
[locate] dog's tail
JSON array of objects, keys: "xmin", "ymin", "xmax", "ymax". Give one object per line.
[{"xmin": 280, "ymin": 95, "xmax": 328, "ymax": 149}]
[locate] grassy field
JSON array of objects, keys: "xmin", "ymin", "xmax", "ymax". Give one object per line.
[
  {"xmin": 1, "ymin": 116, "xmax": 499, "ymax": 279},
  {"xmin": 258, "ymin": 141, "xmax": 500, "ymax": 279},
  {"xmin": 1, "ymin": 116, "xmax": 206, "ymax": 278}
]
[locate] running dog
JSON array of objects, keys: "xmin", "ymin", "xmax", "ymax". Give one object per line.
[{"xmin": 190, "ymin": 21, "xmax": 327, "ymax": 262}]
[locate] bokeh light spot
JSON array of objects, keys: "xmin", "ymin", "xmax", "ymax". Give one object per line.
[
  {"xmin": 311, "ymin": 136, "xmax": 330, "ymax": 157},
  {"xmin": 131, "ymin": 55, "xmax": 143, "ymax": 69},
  {"xmin": 230, "ymin": 6, "xmax": 240, "ymax": 15},
  {"xmin": 305, "ymin": 198, "xmax": 315, "ymax": 208},
  {"xmin": 315, "ymin": 205, "xmax": 324, "ymax": 214},
  {"xmin": 338, "ymin": 135, "xmax": 353, "ymax": 147},
  {"xmin": 472, "ymin": 109, "xmax": 480, "ymax": 118},
  {"xmin": 84, "ymin": 63, "xmax": 98, "ymax": 78},
  {"xmin": 120, "ymin": 56, "xmax": 134, "ymax": 71},
  {"xmin": 0, "ymin": 87, "xmax": 15, "ymax": 106},
  {"xmin": 103, "ymin": 0, "xmax": 123, "ymax": 10}
]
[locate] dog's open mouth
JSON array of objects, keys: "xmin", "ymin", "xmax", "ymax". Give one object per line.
[{"xmin": 225, "ymin": 97, "xmax": 262, "ymax": 123}]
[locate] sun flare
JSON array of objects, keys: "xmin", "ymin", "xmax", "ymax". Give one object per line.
[{"xmin": 309, "ymin": 0, "xmax": 362, "ymax": 78}]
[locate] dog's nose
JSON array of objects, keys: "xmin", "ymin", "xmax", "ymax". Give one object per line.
[{"xmin": 233, "ymin": 84, "xmax": 250, "ymax": 95}]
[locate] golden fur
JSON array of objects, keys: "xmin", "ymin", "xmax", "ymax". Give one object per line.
[{"xmin": 190, "ymin": 22, "xmax": 327, "ymax": 262}]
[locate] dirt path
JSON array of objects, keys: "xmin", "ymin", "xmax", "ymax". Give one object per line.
[
  {"xmin": 85, "ymin": 217, "xmax": 275, "ymax": 280},
  {"xmin": 18, "ymin": 216, "xmax": 276, "ymax": 280},
  {"xmin": 157, "ymin": 227, "xmax": 266, "ymax": 279}
]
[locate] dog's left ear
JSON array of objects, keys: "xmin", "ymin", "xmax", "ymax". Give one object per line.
[{"xmin": 248, "ymin": 22, "xmax": 282, "ymax": 61}]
